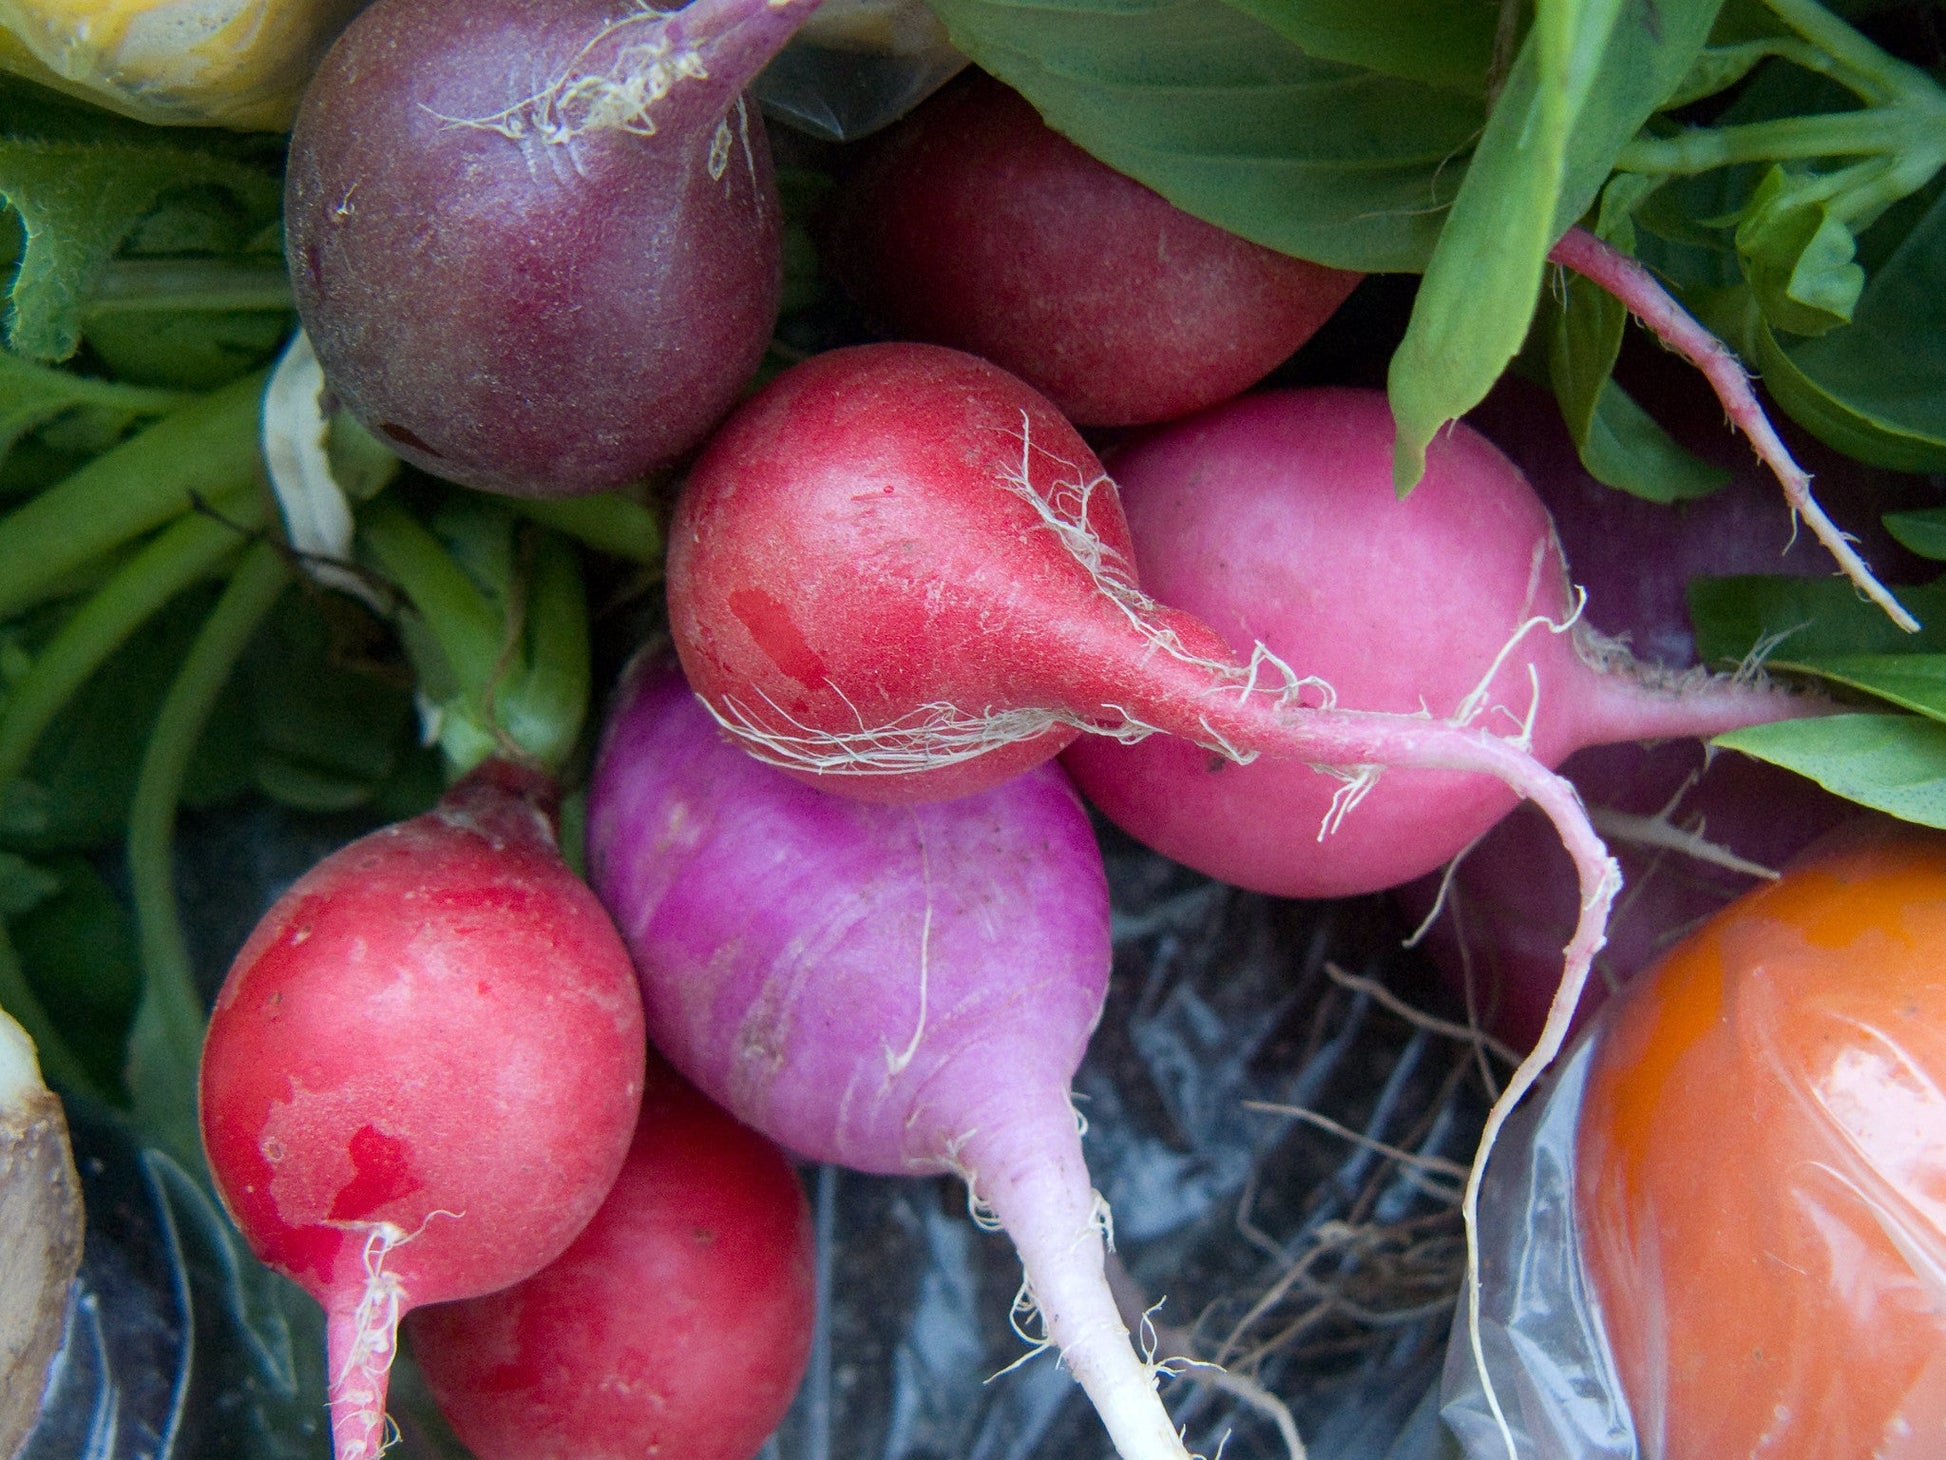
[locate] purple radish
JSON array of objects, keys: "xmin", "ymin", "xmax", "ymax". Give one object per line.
[
  {"xmin": 286, "ymin": 0, "xmax": 819, "ymax": 497},
  {"xmin": 588, "ymin": 661, "xmax": 1186, "ymax": 1460}
]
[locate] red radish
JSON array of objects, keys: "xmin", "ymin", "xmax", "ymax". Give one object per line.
[
  {"xmin": 199, "ymin": 760, "xmax": 646, "ymax": 1460},
  {"xmin": 587, "ymin": 662, "xmax": 1185, "ymax": 1460},
  {"xmin": 405, "ymin": 1053, "xmax": 815, "ymax": 1460},
  {"xmin": 1058, "ymin": 386, "xmax": 1818, "ymax": 898},
  {"xmin": 824, "ymin": 72, "xmax": 1360, "ymax": 427}
]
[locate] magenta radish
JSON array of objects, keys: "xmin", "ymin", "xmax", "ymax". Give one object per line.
[
  {"xmin": 1057, "ymin": 386, "xmax": 1820, "ymax": 899},
  {"xmin": 199, "ymin": 759, "xmax": 646, "ymax": 1460},
  {"xmin": 286, "ymin": 0, "xmax": 818, "ymax": 498},
  {"xmin": 405, "ymin": 1053, "xmax": 815, "ymax": 1460},
  {"xmin": 825, "ymin": 72, "xmax": 1361, "ymax": 427},
  {"xmin": 587, "ymin": 662, "xmax": 1185, "ymax": 1460}
]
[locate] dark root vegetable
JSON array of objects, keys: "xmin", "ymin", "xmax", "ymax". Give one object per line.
[
  {"xmin": 826, "ymin": 71, "xmax": 1361, "ymax": 427},
  {"xmin": 406, "ymin": 1054, "xmax": 815, "ymax": 1460},
  {"xmin": 287, "ymin": 0, "xmax": 819, "ymax": 498},
  {"xmin": 199, "ymin": 760, "xmax": 646, "ymax": 1460}
]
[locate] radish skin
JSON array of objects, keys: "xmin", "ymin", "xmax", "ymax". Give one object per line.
[
  {"xmin": 587, "ymin": 664, "xmax": 1189, "ymax": 1460},
  {"xmin": 1062, "ymin": 387, "xmax": 1815, "ymax": 898},
  {"xmin": 200, "ymin": 759, "xmax": 646, "ymax": 1460}
]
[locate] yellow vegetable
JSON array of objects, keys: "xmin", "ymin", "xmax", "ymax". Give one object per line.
[{"xmin": 0, "ymin": 0, "xmax": 366, "ymax": 129}]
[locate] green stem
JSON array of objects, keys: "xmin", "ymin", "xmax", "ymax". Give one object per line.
[
  {"xmin": 1616, "ymin": 110, "xmax": 1898, "ymax": 173},
  {"xmin": 493, "ymin": 529, "xmax": 590, "ymax": 775},
  {"xmin": 0, "ymin": 921, "xmax": 105, "ymax": 1103},
  {"xmin": 124, "ymin": 541, "xmax": 292, "ymax": 1173},
  {"xmin": 0, "ymin": 369, "xmax": 267, "ymax": 620},
  {"xmin": 357, "ymin": 499, "xmax": 504, "ymax": 694},
  {"xmin": 0, "ymin": 489, "xmax": 263, "ymax": 792},
  {"xmin": 84, "ymin": 259, "xmax": 296, "ymax": 316},
  {"xmin": 1762, "ymin": 0, "xmax": 1937, "ymax": 101},
  {"xmin": 509, "ymin": 492, "xmax": 665, "ymax": 567}
]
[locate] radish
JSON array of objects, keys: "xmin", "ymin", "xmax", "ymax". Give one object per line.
[
  {"xmin": 587, "ymin": 661, "xmax": 1185, "ymax": 1460},
  {"xmin": 405, "ymin": 1052, "xmax": 815, "ymax": 1460},
  {"xmin": 199, "ymin": 758, "xmax": 647, "ymax": 1460},
  {"xmin": 1056, "ymin": 386, "xmax": 1819, "ymax": 899},
  {"xmin": 824, "ymin": 71, "xmax": 1361, "ymax": 427},
  {"xmin": 286, "ymin": 0, "xmax": 819, "ymax": 497}
]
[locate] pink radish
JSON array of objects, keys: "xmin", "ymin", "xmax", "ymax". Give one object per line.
[
  {"xmin": 587, "ymin": 661, "xmax": 1184, "ymax": 1460},
  {"xmin": 824, "ymin": 72, "xmax": 1361, "ymax": 427},
  {"xmin": 199, "ymin": 759, "xmax": 646, "ymax": 1460},
  {"xmin": 405, "ymin": 1053, "xmax": 815, "ymax": 1460},
  {"xmin": 662, "ymin": 341, "xmax": 1816, "ymax": 1431},
  {"xmin": 1059, "ymin": 386, "xmax": 1816, "ymax": 899}
]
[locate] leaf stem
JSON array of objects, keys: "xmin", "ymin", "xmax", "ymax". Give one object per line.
[
  {"xmin": 357, "ymin": 498, "xmax": 504, "ymax": 694},
  {"xmin": 1762, "ymin": 0, "xmax": 1938, "ymax": 101},
  {"xmin": 509, "ymin": 492, "xmax": 664, "ymax": 566},
  {"xmin": 0, "ymin": 489, "xmax": 265, "ymax": 793},
  {"xmin": 124, "ymin": 541, "xmax": 292, "ymax": 1172},
  {"xmin": 83, "ymin": 258, "xmax": 297, "ymax": 316},
  {"xmin": 1616, "ymin": 111, "xmax": 1899, "ymax": 173},
  {"xmin": 0, "ymin": 369, "xmax": 268, "ymax": 620}
]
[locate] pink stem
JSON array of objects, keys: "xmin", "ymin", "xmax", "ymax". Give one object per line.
[
  {"xmin": 326, "ymin": 1296, "xmax": 400, "ymax": 1460},
  {"xmin": 1576, "ymin": 654, "xmax": 1829, "ymax": 745},
  {"xmin": 1546, "ymin": 225, "xmax": 1918, "ymax": 634}
]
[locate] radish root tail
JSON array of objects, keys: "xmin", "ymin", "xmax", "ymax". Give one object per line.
[{"xmin": 1547, "ymin": 225, "xmax": 1918, "ymax": 633}]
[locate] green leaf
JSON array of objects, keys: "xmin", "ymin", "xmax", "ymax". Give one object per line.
[
  {"xmin": 0, "ymin": 348, "xmax": 185, "ymax": 466},
  {"xmin": 1662, "ymin": 40, "xmax": 1775, "ymax": 109},
  {"xmin": 1388, "ymin": 0, "xmax": 1725, "ymax": 491},
  {"xmin": 1758, "ymin": 183, "xmax": 1946, "ymax": 470},
  {"xmin": 922, "ymin": 0, "xmax": 1485, "ymax": 272},
  {"xmin": 1211, "ymin": 0, "xmax": 1498, "ymax": 88},
  {"xmin": 83, "ymin": 308, "xmax": 292, "ymax": 391},
  {"xmin": 1735, "ymin": 166, "xmax": 1864, "ymax": 336},
  {"xmin": 1783, "ymin": 653, "xmax": 1946, "ymax": 721},
  {"xmin": 1715, "ymin": 713, "xmax": 1946, "ymax": 828},
  {"xmin": 1883, "ymin": 508, "xmax": 1946, "ymax": 561},
  {"xmin": 1688, "ymin": 573, "xmax": 1946, "ymax": 667},
  {"xmin": 0, "ymin": 139, "xmax": 280, "ymax": 360},
  {"xmin": 1576, "ymin": 379, "xmax": 1733, "ymax": 501},
  {"xmin": 8, "ymin": 853, "xmax": 139, "ymax": 1096},
  {"xmin": 0, "ymin": 847, "xmax": 57, "ymax": 916}
]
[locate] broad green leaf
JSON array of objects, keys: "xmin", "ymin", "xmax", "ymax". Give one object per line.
[
  {"xmin": 1388, "ymin": 0, "xmax": 1725, "ymax": 491},
  {"xmin": 1688, "ymin": 574, "xmax": 1946, "ymax": 667},
  {"xmin": 9, "ymin": 853, "xmax": 138, "ymax": 1096},
  {"xmin": 0, "ymin": 139, "xmax": 280, "ymax": 360},
  {"xmin": 1662, "ymin": 40, "xmax": 1774, "ymax": 109},
  {"xmin": 1782, "ymin": 653, "xmax": 1946, "ymax": 721},
  {"xmin": 1761, "ymin": 184, "xmax": 1946, "ymax": 470},
  {"xmin": 923, "ymin": 0, "xmax": 1484, "ymax": 271},
  {"xmin": 1735, "ymin": 166, "xmax": 1864, "ymax": 336},
  {"xmin": 1715, "ymin": 713, "xmax": 1946, "ymax": 828},
  {"xmin": 1576, "ymin": 380, "xmax": 1735, "ymax": 501},
  {"xmin": 0, "ymin": 848, "xmax": 56, "ymax": 916},
  {"xmin": 1883, "ymin": 508, "xmax": 1946, "ymax": 561},
  {"xmin": 1211, "ymin": 0, "xmax": 1497, "ymax": 88}
]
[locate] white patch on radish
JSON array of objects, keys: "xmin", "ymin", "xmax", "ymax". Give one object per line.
[
  {"xmin": 881, "ymin": 815, "xmax": 933, "ymax": 1081},
  {"xmin": 428, "ymin": 7, "xmax": 710, "ymax": 145}
]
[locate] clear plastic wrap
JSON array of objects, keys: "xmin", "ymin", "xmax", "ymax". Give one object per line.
[
  {"xmin": 1442, "ymin": 829, "xmax": 1946, "ymax": 1460},
  {"xmin": 752, "ymin": 0, "xmax": 967, "ymax": 141}
]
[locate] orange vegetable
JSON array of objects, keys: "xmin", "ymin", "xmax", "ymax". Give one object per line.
[{"xmin": 1576, "ymin": 826, "xmax": 1946, "ymax": 1458}]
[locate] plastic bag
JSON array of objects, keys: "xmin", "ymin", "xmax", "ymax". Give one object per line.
[
  {"xmin": 1443, "ymin": 828, "xmax": 1946, "ymax": 1459},
  {"xmin": 752, "ymin": 0, "xmax": 966, "ymax": 141}
]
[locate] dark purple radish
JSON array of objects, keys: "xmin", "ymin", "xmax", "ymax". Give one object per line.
[
  {"xmin": 1395, "ymin": 740, "xmax": 1862, "ymax": 1053},
  {"xmin": 825, "ymin": 71, "xmax": 1361, "ymax": 427},
  {"xmin": 200, "ymin": 761, "xmax": 647, "ymax": 1460},
  {"xmin": 1057, "ymin": 387, "xmax": 1820, "ymax": 899},
  {"xmin": 588, "ymin": 663, "xmax": 1186, "ymax": 1460},
  {"xmin": 287, "ymin": 0, "xmax": 818, "ymax": 498}
]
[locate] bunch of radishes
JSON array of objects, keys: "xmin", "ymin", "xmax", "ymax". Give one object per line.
[{"xmin": 189, "ymin": 2, "xmax": 1936, "ymax": 1458}]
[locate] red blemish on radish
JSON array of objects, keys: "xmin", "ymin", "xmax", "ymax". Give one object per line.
[
  {"xmin": 327, "ymin": 1125, "xmax": 423, "ymax": 1222},
  {"xmin": 728, "ymin": 586, "xmax": 829, "ymax": 689}
]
